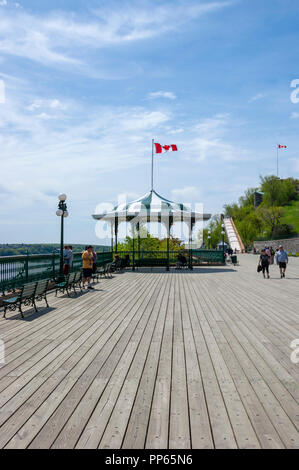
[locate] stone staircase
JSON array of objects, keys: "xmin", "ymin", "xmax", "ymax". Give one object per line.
[{"xmin": 223, "ymin": 217, "xmax": 245, "ymax": 253}]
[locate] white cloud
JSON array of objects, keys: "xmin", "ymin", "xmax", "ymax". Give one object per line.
[
  {"xmin": 249, "ymin": 93, "xmax": 265, "ymax": 102},
  {"xmin": 169, "ymin": 128, "xmax": 184, "ymax": 134},
  {"xmin": 0, "ymin": 1, "xmax": 232, "ymax": 71},
  {"xmin": 195, "ymin": 113, "xmax": 229, "ymax": 138},
  {"xmin": 0, "ymin": 79, "xmax": 5, "ymax": 103},
  {"xmin": 179, "ymin": 114, "xmax": 249, "ymax": 163},
  {"xmin": 0, "ymin": 0, "xmax": 7, "ymax": 6},
  {"xmin": 0, "ymin": 81, "xmax": 173, "ymax": 214},
  {"xmin": 27, "ymin": 99, "xmax": 67, "ymax": 112},
  {"xmin": 148, "ymin": 91, "xmax": 176, "ymax": 100},
  {"xmin": 171, "ymin": 186, "xmax": 202, "ymax": 201}
]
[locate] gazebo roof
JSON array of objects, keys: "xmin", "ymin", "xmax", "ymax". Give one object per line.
[{"xmin": 92, "ymin": 189, "xmax": 211, "ymax": 223}]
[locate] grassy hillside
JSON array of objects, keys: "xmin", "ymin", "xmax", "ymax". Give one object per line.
[
  {"xmin": 281, "ymin": 200, "xmax": 299, "ymax": 234},
  {"xmin": 221, "ymin": 176, "xmax": 299, "ymax": 248}
]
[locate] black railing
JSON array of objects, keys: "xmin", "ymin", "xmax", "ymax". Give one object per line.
[
  {"xmin": 116, "ymin": 249, "xmax": 225, "ymax": 267},
  {"xmin": 0, "ymin": 251, "xmax": 113, "ymax": 295}
]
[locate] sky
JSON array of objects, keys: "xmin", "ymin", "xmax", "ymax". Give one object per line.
[{"xmin": 0, "ymin": 0, "xmax": 299, "ymax": 245}]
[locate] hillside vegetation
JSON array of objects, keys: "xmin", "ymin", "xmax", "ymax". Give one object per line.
[{"xmin": 223, "ymin": 176, "xmax": 299, "ymax": 249}]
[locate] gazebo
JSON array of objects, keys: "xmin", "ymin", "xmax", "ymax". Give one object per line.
[{"xmin": 92, "ymin": 189, "xmax": 211, "ymax": 270}]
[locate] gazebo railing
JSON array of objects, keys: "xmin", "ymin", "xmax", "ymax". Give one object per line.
[{"xmin": 116, "ymin": 249, "xmax": 225, "ymax": 267}]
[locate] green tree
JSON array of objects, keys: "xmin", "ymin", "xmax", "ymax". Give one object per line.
[{"xmin": 257, "ymin": 206, "xmax": 284, "ymax": 235}]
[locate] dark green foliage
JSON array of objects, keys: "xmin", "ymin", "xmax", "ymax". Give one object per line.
[
  {"xmin": 271, "ymin": 224, "xmax": 297, "ymax": 239},
  {"xmin": 118, "ymin": 229, "xmax": 185, "ymax": 252},
  {"xmin": 222, "ymin": 175, "xmax": 299, "ymax": 247},
  {"xmin": 0, "ymin": 244, "xmax": 109, "ymax": 257},
  {"xmin": 260, "ymin": 176, "xmax": 297, "ymax": 207}
]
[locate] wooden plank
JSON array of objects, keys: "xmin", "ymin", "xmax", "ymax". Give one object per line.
[
  {"xmin": 168, "ymin": 275, "xmax": 191, "ymax": 449},
  {"xmin": 121, "ymin": 275, "xmax": 172, "ymax": 449},
  {"xmin": 97, "ymin": 274, "xmax": 168, "ymax": 449},
  {"xmin": 179, "ymin": 275, "xmax": 214, "ymax": 449},
  {"xmin": 145, "ymin": 275, "xmax": 175, "ymax": 449},
  {"xmin": 0, "ymin": 273, "xmax": 151, "ymax": 447},
  {"xmin": 50, "ymin": 274, "xmax": 167, "ymax": 449}
]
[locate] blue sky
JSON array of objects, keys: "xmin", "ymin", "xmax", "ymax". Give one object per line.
[{"xmin": 0, "ymin": 0, "xmax": 299, "ymax": 244}]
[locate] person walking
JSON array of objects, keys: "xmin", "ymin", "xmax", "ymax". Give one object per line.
[
  {"xmin": 82, "ymin": 246, "xmax": 94, "ymax": 289},
  {"xmin": 276, "ymin": 245, "xmax": 288, "ymax": 278},
  {"xmin": 270, "ymin": 246, "xmax": 275, "ymax": 265},
  {"xmin": 258, "ymin": 249, "xmax": 270, "ymax": 279}
]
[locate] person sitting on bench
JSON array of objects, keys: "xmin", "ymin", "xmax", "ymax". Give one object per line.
[{"xmin": 176, "ymin": 253, "xmax": 187, "ymax": 269}]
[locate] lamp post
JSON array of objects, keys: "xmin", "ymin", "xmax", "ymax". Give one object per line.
[
  {"xmin": 208, "ymin": 230, "xmax": 211, "ymax": 250},
  {"xmin": 56, "ymin": 193, "xmax": 69, "ymax": 282},
  {"xmin": 221, "ymin": 224, "xmax": 225, "ymax": 261}
]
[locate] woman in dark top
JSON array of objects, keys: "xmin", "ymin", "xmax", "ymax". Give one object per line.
[{"xmin": 259, "ymin": 249, "xmax": 270, "ymax": 279}]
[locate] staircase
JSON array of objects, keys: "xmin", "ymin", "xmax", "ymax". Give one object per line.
[{"xmin": 223, "ymin": 217, "xmax": 245, "ymax": 253}]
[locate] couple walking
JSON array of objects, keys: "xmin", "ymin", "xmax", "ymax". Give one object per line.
[{"xmin": 258, "ymin": 245, "xmax": 288, "ymax": 279}]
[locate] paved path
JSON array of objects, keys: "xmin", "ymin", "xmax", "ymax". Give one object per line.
[{"xmin": 0, "ymin": 255, "xmax": 298, "ymax": 449}]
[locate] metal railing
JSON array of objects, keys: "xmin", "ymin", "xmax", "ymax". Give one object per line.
[
  {"xmin": 117, "ymin": 249, "xmax": 225, "ymax": 266},
  {"xmin": 0, "ymin": 251, "xmax": 113, "ymax": 295},
  {"xmin": 0, "ymin": 249, "xmax": 225, "ymax": 294}
]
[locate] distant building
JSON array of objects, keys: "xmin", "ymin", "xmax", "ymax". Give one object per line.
[{"xmin": 254, "ymin": 191, "xmax": 263, "ymax": 208}]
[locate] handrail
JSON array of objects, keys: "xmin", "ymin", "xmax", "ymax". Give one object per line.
[{"xmin": 0, "ymin": 251, "xmax": 113, "ymax": 295}]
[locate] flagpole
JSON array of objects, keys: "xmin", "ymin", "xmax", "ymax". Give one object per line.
[
  {"xmin": 277, "ymin": 144, "xmax": 279, "ymax": 178},
  {"xmin": 151, "ymin": 138, "xmax": 154, "ymax": 191}
]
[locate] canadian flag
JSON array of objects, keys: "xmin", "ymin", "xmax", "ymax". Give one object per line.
[
  {"xmin": 278, "ymin": 144, "xmax": 287, "ymax": 149},
  {"xmin": 154, "ymin": 143, "xmax": 178, "ymax": 154}
]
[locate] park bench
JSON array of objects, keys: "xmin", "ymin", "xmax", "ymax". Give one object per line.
[
  {"xmin": 110, "ymin": 259, "xmax": 122, "ymax": 272},
  {"xmin": 55, "ymin": 272, "xmax": 78, "ymax": 297},
  {"xmin": 3, "ymin": 279, "xmax": 50, "ymax": 319},
  {"xmin": 92, "ymin": 263, "xmax": 112, "ymax": 282},
  {"xmin": 136, "ymin": 258, "xmax": 168, "ymax": 268},
  {"xmin": 175, "ymin": 260, "xmax": 188, "ymax": 270}
]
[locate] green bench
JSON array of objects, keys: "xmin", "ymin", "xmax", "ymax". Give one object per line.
[
  {"xmin": 55, "ymin": 272, "xmax": 82, "ymax": 297},
  {"xmin": 92, "ymin": 263, "xmax": 113, "ymax": 282},
  {"xmin": 3, "ymin": 279, "xmax": 50, "ymax": 319}
]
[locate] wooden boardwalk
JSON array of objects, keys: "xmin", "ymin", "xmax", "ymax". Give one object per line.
[{"xmin": 0, "ymin": 254, "xmax": 298, "ymax": 449}]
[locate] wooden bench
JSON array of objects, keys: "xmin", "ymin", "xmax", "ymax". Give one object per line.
[{"xmin": 3, "ymin": 279, "xmax": 50, "ymax": 319}]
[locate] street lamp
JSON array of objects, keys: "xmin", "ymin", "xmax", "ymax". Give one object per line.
[
  {"xmin": 56, "ymin": 194, "xmax": 69, "ymax": 282},
  {"xmin": 208, "ymin": 230, "xmax": 211, "ymax": 250},
  {"xmin": 221, "ymin": 224, "xmax": 225, "ymax": 260}
]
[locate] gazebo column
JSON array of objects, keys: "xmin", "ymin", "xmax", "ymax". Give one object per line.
[
  {"xmin": 165, "ymin": 217, "xmax": 172, "ymax": 272},
  {"xmin": 188, "ymin": 221, "xmax": 194, "ymax": 270},
  {"xmin": 166, "ymin": 236, "xmax": 170, "ymax": 272},
  {"xmin": 114, "ymin": 217, "xmax": 119, "ymax": 254},
  {"xmin": 137, "ymin": 222, "xmax": 140, "ymax": 267},
  {"xmin": 131, "ymin": 222, "xmax": 135, "ymax": 271},
  {"xmin": 110, "ymin": 222, "xmax": 114, "ymax": 256}
]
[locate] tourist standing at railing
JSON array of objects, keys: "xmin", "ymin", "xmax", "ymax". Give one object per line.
[
  {"xmin": 63, "ymin": 246, "xmax": 71, "ymax": 276},
  {"xmin": 276, "ymin": 245, "xmax": 288, "ymax": 279},
  {"xmin": 82, "ymin": 246, "xmax": 94, "ymax": 289},
  {"xmin": 68, "ymin": 246, "xmax": 73, "ymax": 268},
  {"xmin": 92, "ymin": 247, "xmax": 97, "ymax": 274}
]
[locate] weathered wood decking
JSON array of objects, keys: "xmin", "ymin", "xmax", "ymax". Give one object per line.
[{"xmin": 0, "ymin": 255, "xmax": 298, "ymax": 449}]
